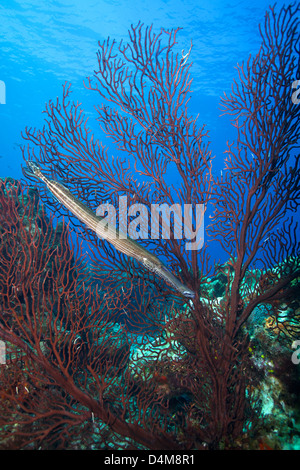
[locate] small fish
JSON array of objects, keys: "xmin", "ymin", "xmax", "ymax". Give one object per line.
[{"xmin": 23, "ymin": 161, "xmax": 195, "ymax": 299}]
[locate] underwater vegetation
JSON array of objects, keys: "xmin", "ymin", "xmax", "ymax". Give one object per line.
[{"xmin": 0, "ymin": 4, "xmax": 300, "ymax": 449}]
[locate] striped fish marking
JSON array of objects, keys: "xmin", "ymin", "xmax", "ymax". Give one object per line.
[{"xmin": 23, "ymin": 161, "xmax": 195, "ymax": 299}]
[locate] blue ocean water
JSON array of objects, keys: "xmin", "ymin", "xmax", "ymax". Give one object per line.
[
  {"xmin": 0, "ymin": 0, "xmax": 288, "ymax": 177},
  {"xmin": 0, "ymin": 0, "xmax": 291, "ymax": 264}
]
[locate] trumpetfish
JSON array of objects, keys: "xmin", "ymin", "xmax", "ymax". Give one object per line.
[{"xmin": 23, "ymin": 161, "xmax": 195, "ymax": 299}]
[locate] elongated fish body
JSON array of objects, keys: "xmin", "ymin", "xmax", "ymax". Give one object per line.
[{"xmin": 23, "ymin": 161, "xmax": 195, "ymax": 299}]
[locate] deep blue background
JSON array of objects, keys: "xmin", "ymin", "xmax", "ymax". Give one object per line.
[
  {"xmin": 1, "ymin": 0, "xmax": 288, "ymax": 177},
  {"xmin": 0, "ymin": 0, "xmax": 293, "ymax": 265}
]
